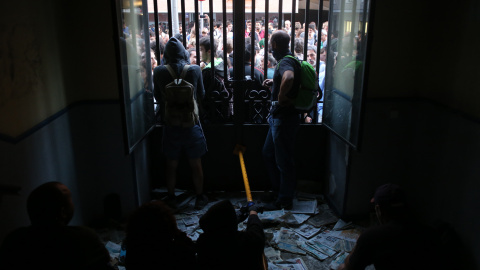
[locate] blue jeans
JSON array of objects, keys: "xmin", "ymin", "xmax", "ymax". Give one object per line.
[{"xmin": 262, "ymin": 113, "xmax": 300, "ymax": 204}]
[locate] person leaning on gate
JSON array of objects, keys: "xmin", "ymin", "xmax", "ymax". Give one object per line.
[
  {"xmin": 262, "ymin": 30, "xmax": 301, "ymax": 211},
  {"xmin": 153, "ymin": 37, "xmax": 209, "ymax": 211}
]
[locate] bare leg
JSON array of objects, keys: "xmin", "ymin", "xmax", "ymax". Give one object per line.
[
  {"xmin": 166, "ymin": 159, "xmax": 179, "ymax": 196},
  {"xmin": 189, "ymin": 158, "xmax": 204, "ymax": 195}
]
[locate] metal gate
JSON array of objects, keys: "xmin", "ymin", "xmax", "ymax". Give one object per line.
[
  {"xmin": 114, "ymin": 0, "xmax": 373, "ymax": 153},
  {"xmin": 152, "ymin": 0, "xmax": 327, "ymax": 125}
]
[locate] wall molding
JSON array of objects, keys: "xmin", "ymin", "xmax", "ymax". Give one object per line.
[{"xmin": 0, "ymin": 99, "xmax": 120, "ymax": 144}]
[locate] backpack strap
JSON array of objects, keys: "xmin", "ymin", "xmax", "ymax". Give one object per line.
[
  {"xmin": 179, "ymin": 65, "xmax": 190, "ymax": 80},
  {"xmin": 276, "ymin": 55, "xmax": 300, "ymax": 70},
  {"xmin": 285, "ymin": 54, "xmax": 300, "ymax": 63},
  {"xmin": 165, "ymin": 64, "xmax": 178, "ymax": 79},
  {"xmin": 165, "ymin": 64, "xmax": 190, "ymax": 81}
]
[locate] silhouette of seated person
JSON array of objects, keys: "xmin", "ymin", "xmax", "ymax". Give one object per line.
[
  {"xmin": 338, "ymin": 183, "xmax": 441, "ymax": 270},
  {"xmin": 0, "ymin": 181, "xmax": 113, "ymax": 270},
  {"xmin": 124, "ymin": 200, "xmax": 196, "ymax": 270},
  {"xmin": 196, "ymin": 200, "xmax": 265, "ymax": 270}
]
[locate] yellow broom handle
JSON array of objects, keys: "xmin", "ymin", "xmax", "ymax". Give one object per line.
[{"xmin": 238, "ymin": 151, "xmax": 253, "ymax": 202}]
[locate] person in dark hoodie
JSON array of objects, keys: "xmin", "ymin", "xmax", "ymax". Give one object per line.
[
  {"xmin": 196, "ymin": 200, "xmax": 265, "ymax": 270},
  {"xmin": 153, "ymin": 37, "xmax": 209, "ymax": 210}
]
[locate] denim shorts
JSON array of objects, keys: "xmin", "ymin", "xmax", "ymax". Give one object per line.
[{"xmin": 162, "ymin": 124, "xmax": 207, "ymax": 159}]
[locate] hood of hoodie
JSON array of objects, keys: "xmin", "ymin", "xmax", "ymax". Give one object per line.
[{"xmin": 163, "ymin": 37, "xmax": 189, "ymax": 75}]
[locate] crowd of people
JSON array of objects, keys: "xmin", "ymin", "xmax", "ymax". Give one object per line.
[
  {"xmin": 128, "ymin": 14, "xmax": 368, "ymax": 128},
  {"xmin": 138, "ymin": 17, "xmax": 332, "ymax": 88},
  {"xmin": 167, "ymin": 17, "xmax": 331, "ymax": 81}
]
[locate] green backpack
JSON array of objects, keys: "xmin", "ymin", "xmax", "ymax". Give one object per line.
[{"xmin": 280, "ymin": 55, "xmax": 321, "ymax": 112}]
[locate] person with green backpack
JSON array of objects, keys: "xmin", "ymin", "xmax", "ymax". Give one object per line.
[{"xmin": 261, "ymin": 30, "xmax": 302, "ymax": 211}]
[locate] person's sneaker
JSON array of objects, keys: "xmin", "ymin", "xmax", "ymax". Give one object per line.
[
  {"xmin": 164, "ymin": 194, "xmax": 178, "ymax": 210},
  {"xmin": 194, "ymin": 194, "xmax": 208, "ymax": 210},
  {"xmin": 263, "ymin": 200, "xmax": 293, "ymax": 211}
]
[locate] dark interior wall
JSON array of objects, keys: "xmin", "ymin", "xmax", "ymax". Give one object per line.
[
  {"xmin": 331, "ymin": 0, "xmax": 480, "ymax": 267},
  {"xmin": 346, "ymin": 100, "xmax": 480, "ymax": 268},
  {"xmin": 444, "ymin": 0, "xmax": 480, "ymax": 118},
  {"xmin": 53, "ymin": 0, "xmax": 120, "ymax": 103},
  {"xmin": 0, "ymin": 103, "xmax": 139, "ymax": 242},
  {"xmin": 325, "ymin": 133, "xmax": 348, "ymax": 214},
  {"xmin": 0, "ymin": 112, "xmax": 79, "ymax": 240},
  {"xmin": 348, "ymin": 0, "xmax": 480, "ymax": 212},
  {"xmin": 366, "ymin": 1, "xmax": 436, "ymax": 98},
  {"xmin": 367, "ymin": 0, "xmax": 480, "ymax": 117},
  {"xmin": 0, "ymin": 0, "xmax": 144, "ymax": 243},
  {"xmin": 67, "ymin": 103, "xmax": 138, "ymax": 224}
]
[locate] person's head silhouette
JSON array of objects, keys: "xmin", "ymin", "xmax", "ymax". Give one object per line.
[{"xmin": 27, "ymin": 181, "xmax": 74, "ymax": 226}]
